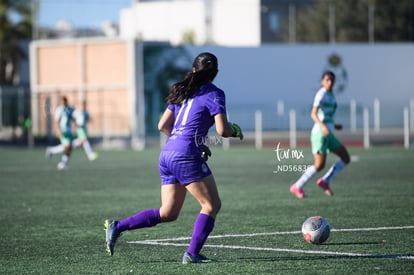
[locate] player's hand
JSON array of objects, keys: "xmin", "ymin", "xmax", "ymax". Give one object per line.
[
  {"xmin": 334, "ymin": 124, "xmax": 343, "ymax": 130},
  {"xmin": 229, "ymin": 122, "xmax": 243, "ymax": 140},
  {"xmin": 201, "ymin": 145, "xmax": 212, "ymax": 161}
]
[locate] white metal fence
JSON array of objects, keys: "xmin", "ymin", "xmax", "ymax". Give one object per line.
[
  {"xmin": 164, "ymin": 98, "xmax": 413, "ymax": 151},
  {"xmin": 237, "ymin": 98, "xmax": 414, "ymax": 150}
]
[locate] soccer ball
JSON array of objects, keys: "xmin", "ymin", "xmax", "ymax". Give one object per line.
[
  {"xmin": 301, "ymin": 216, "xmax": 330, "ymax": 244},
  {"xmin": 57, "ymin": 162, "xmax": 66, "ymax": 171}
]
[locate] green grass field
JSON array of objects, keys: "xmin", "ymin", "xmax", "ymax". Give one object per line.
[{"xmin": 1, "ymin": 145, "xmax": 413, "ymax": 274}]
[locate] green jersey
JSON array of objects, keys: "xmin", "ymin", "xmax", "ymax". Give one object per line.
[
  {"xmin": 55, "ymin": 105, "xmax": 74, "ymax": 134},
  {"xmin": 73, "ymin": 109, "xmax": 90, "ymax": 130},
  {"xmin": 311, "ymin": 88, "xmax": 337, "ymax": 134}
]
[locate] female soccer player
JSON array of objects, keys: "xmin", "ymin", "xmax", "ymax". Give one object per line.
[
  {"xmin": 72, "ymin": 100, "xmax": 98, "ymax": 161},
  {"xmin": 104, "ymin": 52, "xmax": 243, "ymax": 263},
  {"xmin": 45, "ymin": 96, "xmax": 75, "ymax": 170},
  {"xmin": 290, "ymin": 71, "xmax": 350, "ymax": 198}
]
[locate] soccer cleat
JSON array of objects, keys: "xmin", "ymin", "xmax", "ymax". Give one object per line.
[
  {"xmin": 290, "ymin": 183, "xmax": 305, "ymax": 199},
  {"xmin": 104, "ymin": 219, "xmax": 121, "ymax": 256},
  {"xmin": 182, "ymin": 252, "xmax": 212, "ymax": 264},
  {"xmin": 316, "ymin": 178, "xmax": 333, "ymax": 196},
  {"xmin": 88, "ymin": 152, "xmax": 98, "ymax": 161}
]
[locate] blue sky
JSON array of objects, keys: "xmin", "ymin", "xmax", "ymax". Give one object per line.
[{"xmin": 38, "ymin": 0, "xmax": 132, "ymax": 28}]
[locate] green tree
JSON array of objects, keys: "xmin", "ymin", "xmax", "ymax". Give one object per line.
[
  {"xmin": 375, "ymin": 0, "xmax": 414, "ymax": 41},
  {"xmin": 294, "ymin": 0, "xmax": 414, "ymax": 43},
  {"xmin": 0, "ymin": 0, "xmax": 33, "ymax": 84}
]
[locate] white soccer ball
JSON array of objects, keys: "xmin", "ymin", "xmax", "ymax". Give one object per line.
[
  {"xmin": 57, "ymin": 162, "xmax": 66, "ymax": 171},
  {"xmin": 301, "ymin": 216, "xmax": 330, "ymax": 244}
]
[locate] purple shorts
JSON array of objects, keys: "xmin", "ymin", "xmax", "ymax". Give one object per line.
[{"xmin": 159, "ymin": 150, "xmax": 212, "ymax": 185}]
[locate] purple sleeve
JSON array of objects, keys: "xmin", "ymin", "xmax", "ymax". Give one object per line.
[
  {"xmin": 167, "ymin": 104, "xmax": 175, "ymax": 112},
  {"xmin": 206, "ymin": 89, "xmax": 226, "ymax": 116}
]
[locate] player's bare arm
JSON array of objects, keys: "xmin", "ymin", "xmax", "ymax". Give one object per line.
[
  {"xmin": 72, "ymin": 119, "xmax": 77, "ymax": 131},
  {"xmin": 158, "ymin": 108, "xmax": 174, "ymax": 136},
  {"xmin": 310, "ymin": 106, "xmax": 329, "ymax": 136},
  {"xmin": 214, "ymin": 113, "xmax": 234, "ymax": 137},
  {"xmin": 55, "ymin": 120, "xmax": 62, "ymax": 139}
]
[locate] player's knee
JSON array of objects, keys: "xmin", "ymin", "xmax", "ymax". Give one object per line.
[
  {"xmin": 161, "ymin": 216, "xmax": 178, "ymax": 222},
  {"xmin": 159, "ymin": 209, "xmax": 180, "ymax": 222},
  {"xmin": 202, "ymin": 199, "xmax": 221, "ymax": 216},
  {"xmin": 160, "ymin": 214, "xmax": 179, "ymax": 222},
  {"xmin": 314, "ymin": 163, "xmax": 325, "ymax": 171}
]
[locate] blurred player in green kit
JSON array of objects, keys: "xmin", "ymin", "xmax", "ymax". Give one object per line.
[
  {"xmin": 46, "ymin": 98, "xmax": 97, "ymax": 166},
  {"xmin": 290, "ymin": 71, "xmax": 350, "ymax": 198},
  {"xmin": 48, "ymin": 96, "xmax": 75, "ymax": 170},
  {"xmin": 72, "ymin": 100, "xmax": 98, "ymax": 161}
]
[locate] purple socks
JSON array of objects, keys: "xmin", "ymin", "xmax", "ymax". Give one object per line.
[
  {"xmin": 115, "ymin": 209, "xmax": 215, "ymax": 256},
  {"xmin": 116, "ymin": 208, "xmax": 161, "ymax": 232},
  {"xmin": 187, "ymin": 213, "xmax": 215, "ymax": 256}
]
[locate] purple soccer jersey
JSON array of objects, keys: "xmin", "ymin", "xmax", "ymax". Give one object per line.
[
  {"xmin": 163, "ymin": 83, "xmax": 226, "ymax": 154},
  {"xmin": 159, "ymin": 83, "xmax": 226, "ymax": 185}
]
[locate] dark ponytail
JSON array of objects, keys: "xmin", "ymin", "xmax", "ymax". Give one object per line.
[{"xmin": 167, "ymin": 52, "xmax": 218, "ymax": 104}]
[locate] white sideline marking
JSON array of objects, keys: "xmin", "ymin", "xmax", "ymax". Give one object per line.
[
  {"xmin": 131, "ymin": 241, "xmax": 414, "ymax": 260},
  {"xmin": 131, "ymin": 225, "xmax": 414, "ymax": 242},
  {"xmin": 350, "ymin": 155, "xmax": 359, "ymax": 162},
  {"xmin": 128, "ymin": 225, "xmax": 414, "ymax": 260},
  {"xmin": 134, "ymin": 230, "xmax": 303, "ymax": 242},
  {"xmin": 331, "ymin": 225, "xmax": 414, "ymax": 232}
]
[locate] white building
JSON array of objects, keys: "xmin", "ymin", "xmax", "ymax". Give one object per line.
[{"xmin": 120, "ymin": 0, "xmax": 261, "ymax": 46}]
